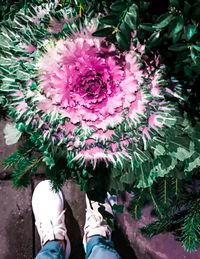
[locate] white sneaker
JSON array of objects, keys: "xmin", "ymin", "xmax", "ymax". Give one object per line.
[
  {"xmin": 32, "ymin": 180, "xmax": 71, "ymax": 258},
  {"xmin": 83, "ymin": 194, "xmax": 115, "ymax": 251}
]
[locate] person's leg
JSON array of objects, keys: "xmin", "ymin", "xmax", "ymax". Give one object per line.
[
  {"xmin": 83, "ymin": 195, "xmax": 121, "ymax": 259},
  {"xmin": 35, "ymin": 241, "xmax": 65, "ymax": 259},
  {"xmin": 32, "ymin": 180, "xmax": 71, "ymax": 259},
  {"xmin": 86, "ymin": 236, "xmax": 121, "ymax": 259}
]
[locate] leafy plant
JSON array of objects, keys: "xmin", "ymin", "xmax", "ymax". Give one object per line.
[{"xmin": 1, "ymin": 0, "xmax": 200, "ymax": 252}]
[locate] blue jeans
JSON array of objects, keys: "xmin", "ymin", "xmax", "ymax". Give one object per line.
[{"xmin": 35, "ymin": 235, "xmax": 121, "ymax": 259}]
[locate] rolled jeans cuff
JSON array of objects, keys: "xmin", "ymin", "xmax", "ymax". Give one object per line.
[
  {"xmin": 86, "ymin": 235, "xmax": 121, "ymax": 259},
  {"xmin": 35, "ymin": 240, "xmax": 65, "ymax": 259}
]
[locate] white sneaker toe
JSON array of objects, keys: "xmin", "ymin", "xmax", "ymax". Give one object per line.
[{"xmin": 32, "ymin": 180, "xmax": 71, "ymax": 258}]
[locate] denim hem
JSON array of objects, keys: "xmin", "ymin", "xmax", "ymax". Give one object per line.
[
  {"xmin": 86, "ymin": 235, "xmax": 120, "ymax": 259},
  {"xmin": 35, "ymin": 240, "xmax": 65, "ymax": 259}
]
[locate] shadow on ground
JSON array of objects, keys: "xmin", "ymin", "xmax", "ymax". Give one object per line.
[
  {"xmin": 64, "ymin": 200, "xmax": 85, "ymax": 259},
  {"xmin": 113, "ymin": 226, "xmax": 137, "ymax": 259}
]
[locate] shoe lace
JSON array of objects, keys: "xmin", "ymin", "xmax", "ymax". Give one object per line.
[
  {"xmin": 84, "ymin": 202, "xmax": 111, "ymax": 238},
  {"xmin": 36, "ymin": 209, "xmax": 66, "ymax": 245}
]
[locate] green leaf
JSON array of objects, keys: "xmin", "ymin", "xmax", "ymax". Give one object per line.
[
  {"xmin": 43, "ymin": 156, "xmax": 55, "ymax": 169},
  {"xmin": 154, "ymin": 144, "xmax": 165, "ymax": 157},
  {"xmin": 190, "ymin": 48, "xmax": 197, "ymax": 63},
  {"xmin": 133, "ymin": 148, "xmax": 151, "ymax": 164},
  {"xmin": 116, "ymin": 23, "xmax": 131, "ymax": 50},
  {"xmin": 185, "ymin": 153, "xmax": 200, "ymax": 172},
  {"xmin": 92, "ymin": 27, "xmax": 114, "ymax": 37},
  {"xmin": 193, "ymin": 45, "xmax": 200, "ymax": 52},
  {"xmin": 148, "ymin": 31, "xmax": 161, "ymax": 47},
  {"xmin": 149, "ymin": 156, "xmax": 176, "ymax": 180},
  {"xmin": 157, "ymin": 115, "xmax": 177, "ymax": 127},
  {"xmin": 113, "ymin": 2, "xmax": 139, "ymax": 50},
  {"xmin": 110, "ymin": 1, "xmax": 127, "ymax": 12},
  {"xmin": 168, "ymin": 136, "xmax": 191, "ymax": 152},
  {"xmin": 30, "ymin": 81, "xmax": 37, "ymax": 90},
  {"xmin": 16, "ymin": 70, "xmax": 30, "ymax": 81},
  {"xmin": 120, "ymin": 170, "xmax": 135, "ymax": 184},
  {"xmin": 136, "ymin": 161, "xmax": 153, "ymax": 188},
  {"xmin": 171, "ymin": 16, "xmax": 184, "ymax": 34},
  {"xmin": 175, "ymin": 147, "xmax": 194, "ymax": 161},
  {"xmin": 99, "ymin": 15, "xmax": 119, "ymax": 26},
  {"xmin": 139, "ymin": 23, "xmax": 154, "ymax": 32},
  {"xmin": 185, "ymin": 25, "xmax": 196, "ymax": 41},
  {"xmin": 112, "ymin": 204, "xmax": 124, "ymax": 214},
  {"xmin": 168, "ymin": 43, "xmax": 188, "ymax": 51},
  {"xmin": 172, "ymin": 30, "xmax": 182, "ymax": 44},
  {"xmin": 153, "ymin": 14, "xmax": 174, "ymax": 29},
  {"xmin": 124, "ymin": 4, "xmax": 138, "ymax": 30}
]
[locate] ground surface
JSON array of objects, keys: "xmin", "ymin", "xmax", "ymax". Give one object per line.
[{"xmin": 0, "ymin": 178, "xmax": 136, "ymax": 259}]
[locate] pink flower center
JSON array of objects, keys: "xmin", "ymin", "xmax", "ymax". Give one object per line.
[{"xmin": 75, "ymin": 70, "xmax": 107, "ymax": 101}]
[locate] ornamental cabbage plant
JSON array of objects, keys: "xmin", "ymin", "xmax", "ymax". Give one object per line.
[{"xmin": 0, "ymin": 3, "xmax": 200, "ymax": 191}]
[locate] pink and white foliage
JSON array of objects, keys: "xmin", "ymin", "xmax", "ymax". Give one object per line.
[{"xmin": 13, "ymin": 26, "xmax": 175, "ymax": 167}]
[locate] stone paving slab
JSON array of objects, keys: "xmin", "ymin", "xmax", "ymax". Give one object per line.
[{"xmin": 0, "ymin": 180, "xmax": 33, "ymax": 259}]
